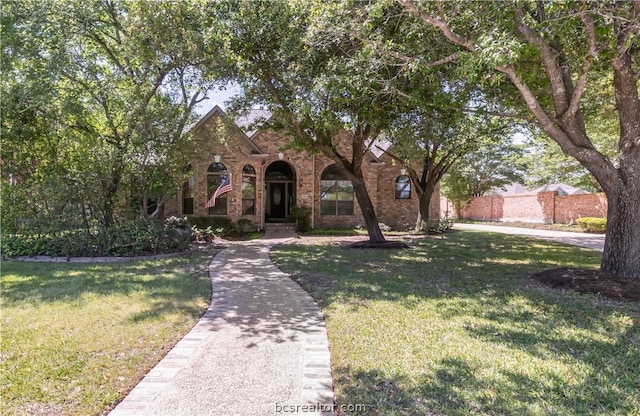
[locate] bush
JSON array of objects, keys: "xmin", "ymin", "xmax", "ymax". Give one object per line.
[
  {"xmin": 237, "ymin": 218, "xmax": 257, "ymax": 233},
  {"xmin": 291, "ymin": 205, "xmax": 312, "ymax": 232},
  {"xmin": 186, "ymin": 216, "xmax": 233, "ymax": 231},
  {"xmin": 576, "ymin": 217, "xmax": 607, "ymax": 233},
  {"xmin": 192, "ymin": 226, "xmax": 216, "ymax": 243},
  {"xmin": 1, "ymin": 219, "xmax": 193, "ymax": 258},
  {"xmin": 164, "ymin": 216, "xmax": 190, "ymax": 231},
  {"xmin": 185, "ymin": 216, "xmax": 245, "ymax": 237},
  {"xmin": 429, "ymin": 215, "xmax": 455, "ymax": 233}
]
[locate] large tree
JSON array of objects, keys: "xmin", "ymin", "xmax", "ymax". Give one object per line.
[
  {"xmin": 212, "ymin": 0, "xmax": 412, "ymax": 243},
  {"xmin": 2, "ymin": 0, "xmax": 215, "ymax": 229},
  {"xmin": 384, "ymin": 108, "xmax": 516, "ymax": 231},
  {"xmin": 398, "ymin": 0, "xmax": 640, "ymax": 278},
  {"xmin": 525, "ymin": 76, "xmax": 620, "ymax": 193}
]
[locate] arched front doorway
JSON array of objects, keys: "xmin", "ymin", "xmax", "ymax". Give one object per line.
[{"xmin": 264, "ymin": 160, "xmax": 295, "ymax": 222}]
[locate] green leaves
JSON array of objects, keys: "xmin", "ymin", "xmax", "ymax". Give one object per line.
[{"xmin": 2, "ymin": 0, "xmax": 217, "ymax": 231}]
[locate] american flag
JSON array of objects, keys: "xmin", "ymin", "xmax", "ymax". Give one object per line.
[{"xmin": 206, "ymin": 176, "xmax": 232, "ymax": 208}]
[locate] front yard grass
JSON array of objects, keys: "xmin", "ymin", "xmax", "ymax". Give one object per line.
[
  {"xmin": 271, "ymin": 231, "xmax": 640, "ymax": 415},
  {"xmin": 0, "ymin": 251, "xmax": 213, "ymax": 415}
]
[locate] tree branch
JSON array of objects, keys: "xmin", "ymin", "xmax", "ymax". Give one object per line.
[
  {"xmin": 397, "ymin": 0, "xmax": 476, "ymax": 52},
  {"xmin": 514, "ymin": 5, "xmax": 570, "ymax": 116},
  {"xmin": 563, "ymin": 11, "xmax": 598, "ymax": 120}
]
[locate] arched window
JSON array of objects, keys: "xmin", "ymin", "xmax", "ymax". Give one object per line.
[
  {"xmin": 395, "ymin": 175, "xmax": 411, "ymax": 199},
  {"xmin": 242, "ymin": 164, "xmax": 256, "ymax": 215},
  {"xmin": 320, "ymin": 164, "xmax": 354, "ymax": 215},
  {"xmin": 207, "ymin": 162, "xmax": 228, "ymax": 215},
  {"xmin": 182, "ymin": 165, "xmax": 194, "ymax": 215}
]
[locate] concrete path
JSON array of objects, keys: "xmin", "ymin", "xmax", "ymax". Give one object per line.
[
  {"xmin": 454, "ymin": 223, "xmax": 605, "ymax": 251},
  {"xmin": 109, "ymin": 232, "xmax": 334, "ymax": 416}
]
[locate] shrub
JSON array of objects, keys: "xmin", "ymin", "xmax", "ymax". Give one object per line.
[
  {"xmin": 576, "ymin": 217, "xmax": 607, "ymax": 233},
  {"xmin": 165, "ymin": 216, "xmax": 190, "ymax": 230},
  {"xmin": 192, "ymin": 226, "xmax": 217, "ymax": 243},
  {"xmin": 291, "ymin": 205, "xmax": 312, "ymax": 232},
  {"xmin": 237, "ymin": 218, "xmax": 257, "ymax": 233},
  {"xmin": 429, "ymin": 215, "xmax": 455, "ymax": 233},
  {"xmin": 186, "ymin": 216, "xmax": 233, "ymax": 231},
  {"xmin": 1, "ymin": 219, "xmax": 193, "ymax": 258}
]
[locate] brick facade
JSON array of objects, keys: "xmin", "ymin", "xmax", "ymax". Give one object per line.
[
  {"xmin": 444, "ymin": 191, "xmax": 607, "ymax": 224},
  {"xmin": 165, "ymin": 106, "xmax": 440, "ymax": 230}
]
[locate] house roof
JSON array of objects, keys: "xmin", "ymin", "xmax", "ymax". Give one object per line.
[
  {"xmin": 190, "ymin": 106, "xmax": 387, "ymax": 163},
  {"xmin": 491, "ymin": 182, "xmax": 528, "ymax": 195},
  {"xmin": 371, "ymin": 138, "xmax": 392, "ymax": 159},
  {"xmin": 491, "ymin": 182, "xmax": 589, "ymax": 196},
  {"xmin": 531, "ymin": 183, "xmax": 588, "ymax": 195},
  {"xmin": 234, "ymin": 109, "xmax": 272, "ymax": 138},
  {"xmin": 191, "ymin": 105, "xmax": 264, "ymax": 154}
]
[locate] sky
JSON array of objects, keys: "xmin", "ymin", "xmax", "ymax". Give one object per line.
[{"xmin": 195, "ymin": 83, "xmax": 242, "ymax": 115}]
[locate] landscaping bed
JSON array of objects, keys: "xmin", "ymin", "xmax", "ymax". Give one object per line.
[{"xmin": 533, "ymin": 267, "xmax": 640, "ymax": 302}]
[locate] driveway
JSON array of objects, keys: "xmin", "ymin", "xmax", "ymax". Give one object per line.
[{"xmin": 453, "ymin": 223, "xmax": 605, "ymax": 251}]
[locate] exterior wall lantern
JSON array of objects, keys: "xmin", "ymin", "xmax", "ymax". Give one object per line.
[{"xmin": 214, "ymin": 154, "xmax": 222, "ymax": 163}]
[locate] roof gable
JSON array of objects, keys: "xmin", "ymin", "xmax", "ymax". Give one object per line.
[{"xmin": 191, "ymin": 105, "xmax": 264, "ymax": 154}]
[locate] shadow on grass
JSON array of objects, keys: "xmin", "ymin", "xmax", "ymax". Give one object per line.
[
  {"xmin": 334, "ymin": 354, "xmax": 637, "ymax": 416},
  {"xmin": 272, "ymin": 232, "xmax": 640, "ymax": 415},
  {"xmin": 1, "ymin": 252, "xmax": 213, "ymax": 321}
]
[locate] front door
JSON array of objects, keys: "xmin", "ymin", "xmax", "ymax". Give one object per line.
[{"xmin": 269, "ymin": 183, "xmax": 286, "ymax": 219}]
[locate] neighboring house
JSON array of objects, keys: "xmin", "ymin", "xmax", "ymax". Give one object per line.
[
  {"xmin": 164, "ymin": 106, "xmax": 439, "ymax": 230},
  {"xmin": 452, "ymin": 181, "xmax": 604, "ymax": 223},
  {"xmin": 489, "ymin": 182, "xmax": 527, "ymax": 195},
  {"xmin": 489, "ymin": 182, "xmax": 588, "ymax": 196},
  {"xmin": 530, "ymin": 183, "xmax": 588, "ymax": 196}
]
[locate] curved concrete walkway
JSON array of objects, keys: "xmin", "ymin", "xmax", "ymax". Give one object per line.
[
  {"xmin": 109, "ymin": 232, "xmax": 334, "ymax": 416},
  {"xmin": 454, "ymin": 223, "xmax": 605, "ymax": 251}
]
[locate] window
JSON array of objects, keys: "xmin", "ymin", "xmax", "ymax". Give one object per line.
[
  {"xmin": 182, "ymin": 165, "xmax": 194, "ymax": 215},
  {"xmin": 395, "ymin": 175, "xmax": 411, "ymax": 199},
  {"xmin": 320, "ymin": 164, "xmax": 354, "ymax": 215},
  {"xmin": 207, "ymin": 162, "xmax": 228, "ymax": 215},
  {"xmin": 242, "ymin": 164, "xmax": 256, "ymax": 215}
]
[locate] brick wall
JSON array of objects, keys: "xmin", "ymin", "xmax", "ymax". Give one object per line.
[
  {"xmin": 445, "ymin": 191, "xmax": 608, "ymax": 224},
  {"xmin": 554, "ymin": 193, "xmax": 607, "ymax": 223},
  {"xmin": 165, "ymin": 108, "xmax": 441, "ymax": 230},
  {"xmin": 374, "ymin": 154, "xmax": 440, "ymax": 230}
]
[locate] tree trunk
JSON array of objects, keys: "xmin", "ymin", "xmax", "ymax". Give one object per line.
[
  {"xmin": 351, "ymin": 176, "xmax": 385, "ymax": 243},
  {"xmin": 101, "ymin": 161, "xmax": 124, "ymax": 228},
  {"xmin": 600, "ymin": 185, "xmax": 640, "ymax": 278},
  {"xmin": 415, "ymin": 192, "xmax": 431, "ymax": 232},
  {"xmin": 601, "ymin": 39, "xmax": 640, "ymax": 279},
  {"xmin": 415, "ymin": 182, "xmax": 436, "ymax": 232},
  {"xmin": 454, "ymin": 201, "xmax": 463, "ymax": 220}
]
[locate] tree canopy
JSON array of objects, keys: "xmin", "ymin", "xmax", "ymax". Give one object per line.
[
  {"xmin": 3, "ymin": 0, "xmax": 639, "ymax": 277},
  {"xmin": 396, "ymin": 0, "xmax": 640, "ymax": 278},
  {"xmin": 2, "ymin": 0, "xmax": 216, "ymax": 231},
  {"xmin": 212, "ymin": 0, "xmax": 420, "ymax": 243}
]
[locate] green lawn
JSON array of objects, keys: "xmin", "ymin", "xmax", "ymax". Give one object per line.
[
  {"xmin": 271, "ymin": 231, "xmax": 640, "ymax": 416},
  {"xmin": 0, "ymin": 251, "xmax": 213, "ymax": 415}
]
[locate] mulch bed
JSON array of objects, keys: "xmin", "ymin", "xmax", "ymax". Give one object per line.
[
  {"xmin": 348, "ymin": 240, "xmax": 410, "ymax": 249},
  {"xmin": 532, "ymin": 268, "xmax": 640, "ymax": 302}
]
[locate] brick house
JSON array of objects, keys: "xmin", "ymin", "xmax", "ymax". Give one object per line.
[{"xmin": 164, "ymin": 106, "xmax": 439, "ymax": 230}]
